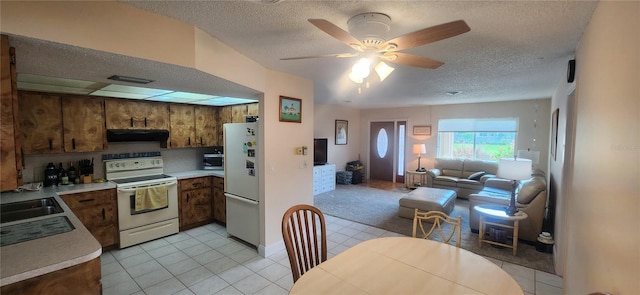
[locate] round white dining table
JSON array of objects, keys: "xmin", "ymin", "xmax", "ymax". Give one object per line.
[{"xmin": 289, "ymin": 237, "xmax": 523, "ymax": 295}]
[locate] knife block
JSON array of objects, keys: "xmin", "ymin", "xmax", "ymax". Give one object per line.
[{"xmin": 82, "ymin": 174, "xmax": 93, "ymax": 184}]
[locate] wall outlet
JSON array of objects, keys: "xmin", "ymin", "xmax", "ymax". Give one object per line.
[{"xmin": 302, "ymin": 146, "xmax": 308, "ymax": 155}]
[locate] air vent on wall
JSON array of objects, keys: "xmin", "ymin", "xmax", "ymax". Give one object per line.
[{"xmin": 108, "ymin": 75, "xmax": 154, "ymax": 84}]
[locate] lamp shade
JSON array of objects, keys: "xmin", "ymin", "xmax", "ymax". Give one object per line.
[
  {"xmin": 497, "ymin": 158, "xmax": 532, "ymax": 180},
  {"xmin": 412, "ymin": 144, "xmax": 427, "ymax": 155}
]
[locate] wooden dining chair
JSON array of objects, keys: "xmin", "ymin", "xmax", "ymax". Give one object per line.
[
  {"xmin": 281, "ymin": 204, "xmax": 327, "ymax": 282},
  {"xmin": 412, "ymin": 208, "xmax": 462, "ymax": 247}
]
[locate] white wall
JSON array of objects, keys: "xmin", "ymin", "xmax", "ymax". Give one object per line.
[
  {"xmin": 313, "ymin": 104, "xmax": 361, "ymax": 170},
  {"xmin": 358, "ymin": 99, "xmax": 551, "ymax": 178},
  {"xmin": 561, "ymin": 1, "xmax": 640, "ymax": 293}
]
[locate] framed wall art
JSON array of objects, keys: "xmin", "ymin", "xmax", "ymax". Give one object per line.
[
  {"xmin": 335, "ymin": 120, "xmax": 348, "ymax": 145},
  {"xmin": 413, "ymin": 125, "xmax": 431, "ymax": 135},
  {"xmin": 279, "ymin": 96, "xmax": 302, "ymax": 123}
]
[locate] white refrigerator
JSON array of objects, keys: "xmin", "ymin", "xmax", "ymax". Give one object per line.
[{"xmin": 223, "ymin": 122, "xmax": 260, "ymax": 246}]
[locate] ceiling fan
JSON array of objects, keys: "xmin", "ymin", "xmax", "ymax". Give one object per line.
[{"xmin": 282, "ymin": 12, "xmax": 470, "ymax": 83}]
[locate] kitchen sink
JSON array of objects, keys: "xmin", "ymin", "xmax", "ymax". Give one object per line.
[{"xmin": 0, "ymin": 197, "xmax": 64, "ymax": 224}]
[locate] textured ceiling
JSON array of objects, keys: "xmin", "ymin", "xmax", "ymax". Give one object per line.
[{"xmin": 9, "ymin": 1, "xmax": 598, "ymax": 109}]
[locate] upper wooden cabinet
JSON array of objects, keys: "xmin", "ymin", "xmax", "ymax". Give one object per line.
[
  {"xmin": 19, "ymin": 92, "xmax": 64, "ymax": 154},
  {"xmin": 217, "ymin": 103, "xmax": 257, "ymax": 144},
  {"xmin": 169, "ymin": 104, "xmax": 196, "ymax": 148},
  {"xmin": 62, "ymin": 96, "xmax": 105, "ymax": 152},
  {"xmin": 19, "ymin": 92, "xmax": 105, "ymax": 154},
  {"xmin": 195, "ymin": 106, "xmax": 218, "ymax": 147},
  {"xmin": 105, "ymin": 98, "xmax": 169, "ymax": 130},
  {"xmin": 0, "ymin": 34, "xmax": 23, "ymax": 191}
]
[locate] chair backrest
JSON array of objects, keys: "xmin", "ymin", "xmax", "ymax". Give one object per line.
[
  {"xmin": 281, "ymin": 204, "xmax": 327, "ymax": 282},
  {"xmin": 412, "ymin": 209, "xmax": 462, "ymax": 247}
]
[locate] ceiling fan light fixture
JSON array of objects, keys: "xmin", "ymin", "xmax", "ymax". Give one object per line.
[
  {"xmin": 348, "ymin": 72, "xmax": 363, "ymax": 83},
  {"xmin": 347, "ymin": 12, "xmax": 391, "ymax": 48},
  {"xmin": 351, "ymin": 58, "xmax": 371, "ymax": 79},
  {"xmin": 374, "ymin": 61, "xmax": 395, "ymax": 82}
]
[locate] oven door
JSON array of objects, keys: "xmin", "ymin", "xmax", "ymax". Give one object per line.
[{"xmin": 116, "ymin": 180, "xmax": 178, "ymax": 231}]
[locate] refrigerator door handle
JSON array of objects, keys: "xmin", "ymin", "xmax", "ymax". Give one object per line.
[{"xmin": 225, "ymin": 193, "xmax": 259, "ymax": 205}]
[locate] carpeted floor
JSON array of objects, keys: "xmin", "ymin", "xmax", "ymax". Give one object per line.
[{"xmin": 314, "ymin": 184, "xmax": 555, "ymax": 274}]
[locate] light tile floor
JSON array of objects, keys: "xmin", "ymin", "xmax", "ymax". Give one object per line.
[{"xmin": 101, "ymin": 215, "xmax": 562, "ymax": 295}]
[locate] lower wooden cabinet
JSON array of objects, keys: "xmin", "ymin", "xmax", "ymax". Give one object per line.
[
  {"xmin": 1, "ymin": 257, "xmax": 101, "ymax": 295},
  {"xmin": 212, "ymin": 176, "xmax": 226, "ymax": 223},
  {"xmin": 60, "ymin": 189, "xmax": 118, "ymax": 249},
  {"xmin": 179, "ymin": 176, "xmax": 213, "ymax": 230}
]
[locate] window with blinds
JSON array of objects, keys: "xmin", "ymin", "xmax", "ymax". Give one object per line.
[{"xmin": 437, "ymin": 118, "xmax": 518, "ymax": 161}]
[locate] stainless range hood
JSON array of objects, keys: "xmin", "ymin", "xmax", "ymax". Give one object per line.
[{"xmin": 106, "ymin": 129, "xmax": 169, "ymax": 147}]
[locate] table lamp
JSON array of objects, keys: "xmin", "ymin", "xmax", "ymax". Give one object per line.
[
  {"xmin": 412, "ymin": 144, "xmax": 427, "ymax": 172},
  {"xmin": 497, "ymin": 157, "xmax": 532, "ymax": 216}
]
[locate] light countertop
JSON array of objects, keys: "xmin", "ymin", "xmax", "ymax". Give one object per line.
[
  {"xmin": 0, "ymin": 183, "xmax": 114, "ymax": 286},
  {"xmin": 0, "ymin": 170, "xmax": 221, "ymax": 286},
  {"xmin": 167, "ymin": 169, "xmax": 224, "ymax": 179}
]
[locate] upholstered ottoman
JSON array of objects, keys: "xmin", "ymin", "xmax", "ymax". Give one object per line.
[{"xmin": 398, "ymin": 187, "xmax": 457, "ymax": 218}]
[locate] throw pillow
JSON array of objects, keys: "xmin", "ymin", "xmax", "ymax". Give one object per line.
[{"xmin": 467, "ymin": 171, "xmax": 485, "ymax": 181}]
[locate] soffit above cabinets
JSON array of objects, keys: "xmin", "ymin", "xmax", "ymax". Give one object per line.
[{"xmin": 16, "ymin": 74, "xmax": 258, "ymax": 106}]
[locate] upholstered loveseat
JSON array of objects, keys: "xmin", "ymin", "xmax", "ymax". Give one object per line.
[
  {"xmin": 468, "ymin": 172, "xmax": 547, "ymax": 243},
  {"xmin": 426, "ymin": 158, "xmax": 499, "ymax": 199}
]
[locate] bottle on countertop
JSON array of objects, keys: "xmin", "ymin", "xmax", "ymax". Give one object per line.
[
  {"xmin": 58, "ymin": 163, "xmax": 69, "ymax": 185},
  {"xmin": 44, "ymin": 162, "xmax": 58, "ymax": 187},
  {"xmin": 68, "ymin": 161, "xmax": 77, "ymax": 184}
]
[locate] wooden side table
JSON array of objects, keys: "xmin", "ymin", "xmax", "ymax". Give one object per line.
[
  {"xmin": 405, "ymin": 171, "xmax": 428, "ymax": 189},
  {"xmin": 474, "ymin": 205, "xmax": 528, "ymax": 255}
]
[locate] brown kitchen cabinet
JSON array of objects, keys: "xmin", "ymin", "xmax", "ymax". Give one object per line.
[
  {"xmin": 105, "ymin": 98, "xmax": 170, "ymax": 130},
  {"xmin": 60, "ymin": 189, "xmax": 118, "ymax": 249},
  {"xmin": 0, "ymin": 34, "xmax": 23, "ymax": 191},
  {"xmin": 212, "ymin": 176, "xmax": 226, "ymax": 223},
  {"xmin": 195, "ymin": 106, "xmax": 218, "ymax": 147},
  {"xmin": 179, "ymin": 176, "xmax": 213, "ymax": 230},
  {"xmin": 19, "ymin": 91, "xmax": 64, "ymax": 154},
  {"xmin": 1, "ymin": 257, "xmax": 101, "ymax": 295},
  {"xmin": 169, "ymin": 104, "xmax": 196, "ymax": 148},
  {"xmin": 217, "ymin": 103, "xmax": 257, "ymax": 145},
  {"xmin": 62, "ymin": 95, "xmax": 105, "ymax": 152},
  {"xmin": 19, "ymin": 92, "xmax": 106, "ymax": 154}
]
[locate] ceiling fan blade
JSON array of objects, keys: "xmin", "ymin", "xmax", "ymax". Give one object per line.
[
  {"xmin": 379, "ymin": 20, "xmax": 470, "ymax": 51},
  {"xmin": 308, "ymin": 19, "xmax": 365, "ymax": 51},
  {"xmin": 281, "ymin": 53, "xmax": 359, "ymax": 60},
  {"xmin": 383, "ymin": 52, "xmax": 444, "ymax": 69}
]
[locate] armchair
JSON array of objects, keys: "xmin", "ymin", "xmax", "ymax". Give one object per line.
[{"xmin": 468, "ymin": 175, "xmax": 547, "ymax": 242}]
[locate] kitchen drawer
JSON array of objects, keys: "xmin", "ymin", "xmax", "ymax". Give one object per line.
[
  {"xmin": 212, "ymin": 176, "xmax": 224, "ymax": 188},
  {"xmin": 180, "ymin": 176, "xmax": 212, "ymax": 190},
  {"xmin": 61, "ymin": 189, "xmax": 116, "ymax": 209}
]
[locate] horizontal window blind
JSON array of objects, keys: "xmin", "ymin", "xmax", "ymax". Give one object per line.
[{"xmin": 438, "ymin": 118, "xmax": 518, "ymax": 132}]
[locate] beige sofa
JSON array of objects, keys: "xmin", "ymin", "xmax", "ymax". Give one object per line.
[
  {"xmin": 426, "ymin": 158, "xmax": 499, "ymax": 199},
  {"xmin": 468, "ymin": 173, "xmax": 547, "ymax": 243}
]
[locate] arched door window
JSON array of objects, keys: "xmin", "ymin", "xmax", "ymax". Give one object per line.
[{"xmin": 376, "ymin": 129, "xmax": 388, "ymax": 158}]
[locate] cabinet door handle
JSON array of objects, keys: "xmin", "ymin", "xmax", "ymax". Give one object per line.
[
  {"xmin": 72, "ymin": 138, "xmax": 76, "ymax": 150},
  {"xmin": 144, "ymin": 117, "xmax": 147, "ymax": 127},
  {"xmin": 101, "ymin": 208, "xmax": 106, "ymax": 220},
  {"xmin": 200, "ymin": 137, "xmax": 203, "ymax": 145},
  {"xmin": 79, "ymin": 198, "xmax": 95, "ymax": 203},
  {"xmin": 130, "ymin": 117, "xmax": 134, "ymax": 127},
  {"xmin": 192, "ymin": 183, "xmax": 201, "ymax": 188},
  {"xmin": 188, "ymin": 137, "xmax": 191, "ymax": 146},
  {"xmin": 49, "ymin": 139, "xmax": 53, "ymax": 150},
  {"xmin": 186, "ymin": 193, "xmax": 190, "ymax": 203}
]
